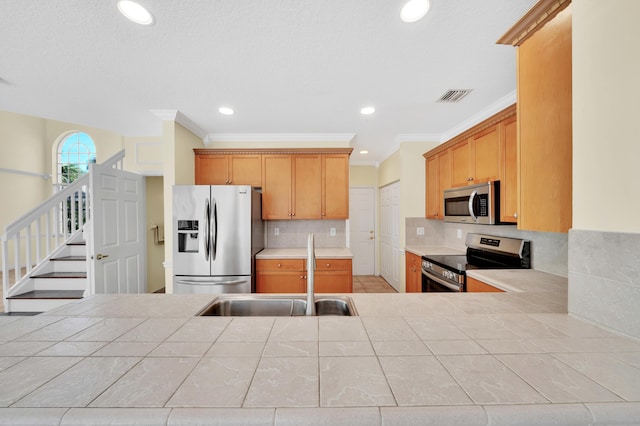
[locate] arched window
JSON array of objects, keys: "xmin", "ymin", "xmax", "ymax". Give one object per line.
[{"xmin": 57, "ymin": 132, "xmax": 96, "ymax": 185}]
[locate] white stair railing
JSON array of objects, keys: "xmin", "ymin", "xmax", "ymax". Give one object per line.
[{"xmin": 1, "ymin": 150, "xmax": 125, "ymax": 304}]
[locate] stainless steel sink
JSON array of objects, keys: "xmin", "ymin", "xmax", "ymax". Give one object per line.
[{"xmin": 196, "ymin": 295, "xmax": 357, "ymax": 316}]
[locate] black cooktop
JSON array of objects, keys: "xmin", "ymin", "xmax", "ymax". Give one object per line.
[{"xmin": 423, "ymin": 254, "xmax": 468, "ymax": 274}]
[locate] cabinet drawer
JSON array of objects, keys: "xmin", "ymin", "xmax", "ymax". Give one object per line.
[
  {"xmin": 315, "ymin": 259, "xmax": 352, "ymax": 271},
  {"xmin": 256, "ymin": 259, "xmax": 305, "ymax": 271},
  {"xmin": 466, "ymin": 276, "xmax": 503, "ymax": 293}
]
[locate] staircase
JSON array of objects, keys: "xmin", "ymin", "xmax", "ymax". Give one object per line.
[
  {"xmin": 5, "ymin": 236, "xmax": 87, "ymax": 313},
  {"xmin": 1, "ymin": 151, "xmax": 126, "ymax": 314}
]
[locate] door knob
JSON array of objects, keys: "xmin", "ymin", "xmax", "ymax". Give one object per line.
[{"xmin": 95, "ymin": 253, "xmax": 109, "ymax": 260}]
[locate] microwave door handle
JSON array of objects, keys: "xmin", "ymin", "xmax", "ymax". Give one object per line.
[{"xmin": 468, "ymin": 190, "xmax": 478, "ymax": 222}]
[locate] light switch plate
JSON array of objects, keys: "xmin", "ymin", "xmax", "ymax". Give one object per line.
[
  {"xmin": 457, "ymin": 229, "xmax": 462, "ymax": 239},
  {"xmin": 330, "ymin": 227, "xmax": 336, "ymax": 237},
  {"xmin": 416, "ymin": 227, "xmax": 424, "ymax": 235},
  {"xmin": 274, "ymin": 228, "xmax": 279, "ymax": 236}
]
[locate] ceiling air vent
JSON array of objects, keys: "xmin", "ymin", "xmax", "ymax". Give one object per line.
[{"xmin": 437, "ymin": 89, "xmax": 472, "ymax": 103}]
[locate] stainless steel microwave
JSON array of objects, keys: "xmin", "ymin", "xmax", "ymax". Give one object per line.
[{"xmin": 443, "ymin": 181, "xmax": 499, "ymax": 224}]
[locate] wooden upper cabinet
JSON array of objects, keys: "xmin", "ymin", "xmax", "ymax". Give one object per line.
[
  {"xmin": 500, "ymin": 115, "xmax": 518, "ymax": 223},
  {"xmin": 499, "ymin": 1, "xmax": 572, "ymax": 233},
  {"xmin": 472, "ymin": 124, "xmax": 501, "ymax": 183},
  {"xmin": 292, "ymin": 154, "xmax": 322, "ymax": 220},
  {"xmin": 425, "ymin": 155, "xmax": 439, "ymax": 219},
  {"xmin": 450, "ymin": 139, "xmax": 473, "ymax": 187},
  {"xmin": 425, "ymin": 150, "xmax": 451, "ymax": 219},
  {"xmin": 423, "ymin": 105, "xmax": 515, "ymax": 220},
  {"xmin": 262, "ymin": 154, "xmax": 292, "ymax": 220},
  {"xmin": 229, "ymin": 155, "xmax": 262, "ymax": 186},
  {"xmin": 322, "ymin": 154, "xmax": 350, "ymax": 219},
  {"xmin": 195, "ymin": 155, "xmax": 229, "ymax": 185},
  {"xmin": 261, "ymin": 149, "xmax": 352, "ymax": 220},
  {"xmin": 194, "ymin": 151, "xmax": 262, "ymax": 186},
  {"xmin": 450, "ymin": 125, "xmax": 500, "ymax": 188}
]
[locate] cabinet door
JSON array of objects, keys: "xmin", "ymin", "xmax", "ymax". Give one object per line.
[
  {"xmin": 262, "ymin": 155, "xmax": 292, "ymax": 220},
  {"xmin": 405, "ymin": 252, "xmax": 422, "ymax": 293},
  {"xmin": 501, "ymin": 116, "xmax": 518, "ymax": 223},
  {"xmin": 229, "ymin": 154, "xmax": 262, "ymax": 187},
  {"xmin": 292, "ymin": 154, "xmax": 322, "ymax": 219},
  {"xmin": 466, "ymin": 276, "xmax": 503, "ymax": 293},
  {"xmin": 195, "ymin": 155, "xmax": 229, "ymax": 185},
  {"xmin": 517, "ymin": 6, "xmax": 572, "ymax": 233},
  {"xmin": 315, "ymin": 271, "xmax": 352, "ymax": 293},
  {"xmin": 425, "ymin": 155, "xmax": 439, "ymax": 219},
  {"xmin": 437, "ymin": 150, "xmax": 451, "ymax": 218},
  {"xmin": 450, "ymin": 139, "xmax": 473, "ymax": 187},
  {"xmin": 322, "ymin": 154, "xmax": 349, "ymax": 219},
  {"xmin": 256, "ymin": 271, "xmax": 306, "ymax": 293},
  {"xmin": 473, "ymin": 124, "xmax": 501, "ymax": 183}
]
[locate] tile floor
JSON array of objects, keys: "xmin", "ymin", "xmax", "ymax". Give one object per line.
[{"xmin": 353, "ymin": 275, "xmax": 397, "ymax": 293}]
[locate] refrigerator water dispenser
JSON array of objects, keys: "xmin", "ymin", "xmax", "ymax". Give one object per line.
[{"xmin": 177, "ymin": 220, "xmax": 199, "ymax": 253}]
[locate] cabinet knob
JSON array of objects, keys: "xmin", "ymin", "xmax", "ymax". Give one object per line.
[
  {"xmin": 277, "ymin": 263, "xmax": 281, "ymax": 268},
  {"xmin": 514, "ymin": 212, "xmax": 518, "ymax": 218},
  {"xmin": 326, "ymin": 263, "xmax": 330, "ymax": 267}
]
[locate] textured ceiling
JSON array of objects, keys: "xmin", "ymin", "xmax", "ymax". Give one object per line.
[{"xmin": 0, "ymin": 0, "xmax": 536, "ymax": 165}]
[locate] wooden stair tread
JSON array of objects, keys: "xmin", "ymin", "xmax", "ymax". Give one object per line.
[
  {"xmin": 30, "ymin": 272, "xmax": 87, "ymax": 279},
  {"xmin": 7, "ymin": 290, "xmax": 84, "ymax": 300},
  {"xmin": 51, "ymin": 256, "xmax": 86, "ymax": 261}
]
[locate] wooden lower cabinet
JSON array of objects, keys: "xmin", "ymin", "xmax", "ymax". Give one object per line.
[
  {"xmin": 256, "ymin": 258, "xmax": 352, "ymax": 293},
  {"xmin": 466, "ymin": 276, "xmax": 503, "ymax": 293},
  {"xmin": 405, "ymin": 252, "xmax": 422, "ymax": 293},
  {"xmin": 315, "ymin": 259, "xmax": 352, "ymax": 293}
]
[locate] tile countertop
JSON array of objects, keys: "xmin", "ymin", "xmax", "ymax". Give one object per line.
[
  {"xmin": 2, "ymin": 289, "xmax": 640, "ymax": 425},
  {"xmin": 257, "ymin": 247, "xmax": 353, "ymax": 259}
]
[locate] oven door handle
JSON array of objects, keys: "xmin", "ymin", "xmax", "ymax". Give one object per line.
[
  {"xmin": 422, "ymin": 269, "xmax": 462, "ymax": 292},
  {"xmin": 468, "ymin": 190, "xmax": 478, "ymax": 222}
]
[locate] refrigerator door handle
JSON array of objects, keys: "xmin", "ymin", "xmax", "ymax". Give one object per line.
[
  {"xmin": 204, "ymin": 198, "xmax": 210, "ymax": 261},
  {"xmin": 211, "ymin": 198, "xmax": 218, "ymax": 261},
  {"xmin": 174, "ymin": 279, "xmax": 249, "ymax": 286}
]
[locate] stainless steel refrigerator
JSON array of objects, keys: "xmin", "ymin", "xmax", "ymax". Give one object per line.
[{"xmin": 172, "ymin": 185, "xmax": 263, "ymax": 293}]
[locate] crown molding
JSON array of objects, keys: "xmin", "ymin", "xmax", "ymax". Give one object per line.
[
  {"xmin": 150, "ymin": 110, "xmax": 207, "ymax": 140},
  {"xmin": 439, "ymin": 91, "xmax": 517, "ymax": 143},
  {"xmin": 497, "ymin": 0, "xmax": 571, "ymax": 46},
  {"xmin": 204, "ymin": 133, "xmax": 356, "ymax": 145}
]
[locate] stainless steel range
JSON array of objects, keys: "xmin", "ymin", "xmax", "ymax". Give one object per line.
[{"xmin": 421, "ymin": 233, "xmax": 531, "ymax": 292}]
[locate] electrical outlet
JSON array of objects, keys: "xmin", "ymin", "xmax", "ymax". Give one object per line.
[
  {"xmin": 416, "ymin": 227, "xmax": 424, "ymax": 235},
  {"xmin": 457, "ymin": 229, "xmax": 462, "ymax": 239},
  {"xmin": 330, "ymin": 227, "xmax": 336, "ymax": 237},
  {"xmin": 274, "ymin": 228, "xmax": 279, "ymax": 236}
]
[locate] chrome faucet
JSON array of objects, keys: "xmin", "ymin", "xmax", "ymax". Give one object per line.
[{"xmin": 305, "ymin": 233, "xmax": 316, "ymax": 316}]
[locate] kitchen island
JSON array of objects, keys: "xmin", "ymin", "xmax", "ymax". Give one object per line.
[{"xmin": 1, "ymin": 274, "xmax": 640, "ymax": 425}]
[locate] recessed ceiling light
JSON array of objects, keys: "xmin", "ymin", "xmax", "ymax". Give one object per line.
[
  {"xmin": 218, "ymin": 107, "xmax": 234, "ymax": 115},
  {"xmin": 360, "ymin": 106, "xmax": 375, "ymax": 115},
  {"xmin": 360, "ymin": 150, "xmax": 369, "ymax": 155},
  {"xmin": 117, "ymin": 1, "xmax": 154, "ymax": 26},
  {"xmin": 400, "ymin": 0, "xmax": 431, "ymax": 23}
]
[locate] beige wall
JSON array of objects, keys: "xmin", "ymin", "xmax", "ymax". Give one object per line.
[
  {"xmin": 123, "ymin": 136, "xmax": 163, "ymax": 175},
  {"xmin": 145, "ymin": 176, "xmax": 165, "ymax": 293},
  {"xmin": 573, "ymin": 0, "xmax": 640, "ymax": 233},
  {"xmin": 0, "ymin": 112, "xmax": 49, "ymax": 269},
  {"xmin": 378, "ymin": 150, "xmax": 400, "ymax": 187},
  {"xmin": 350, "ymin": 165, "xmax": 378, "ymax": 187},
  {"xmin": 162, "ymin": 122, "xmax": 205, "ymax": 292}
]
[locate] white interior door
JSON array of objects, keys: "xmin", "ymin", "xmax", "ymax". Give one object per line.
[
  {"xmin": 349, "ymin": 187, "xmax": 375, "ymax": 275},
  {"xmin": 379, "ymin": 182, "xmax": 400, "ymax": 291},
  {"xmin": 90, "ymin": 164, "xmax": 146, "ymax": 294}
]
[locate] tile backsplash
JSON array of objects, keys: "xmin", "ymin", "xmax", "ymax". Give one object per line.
[
  {"xmin": 405, "ymin": 217, "xmax": 568, "ymax": 277},
  {"xmin": 265, "ymin": 220, "xmax": 346, "ymax": 248}
]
